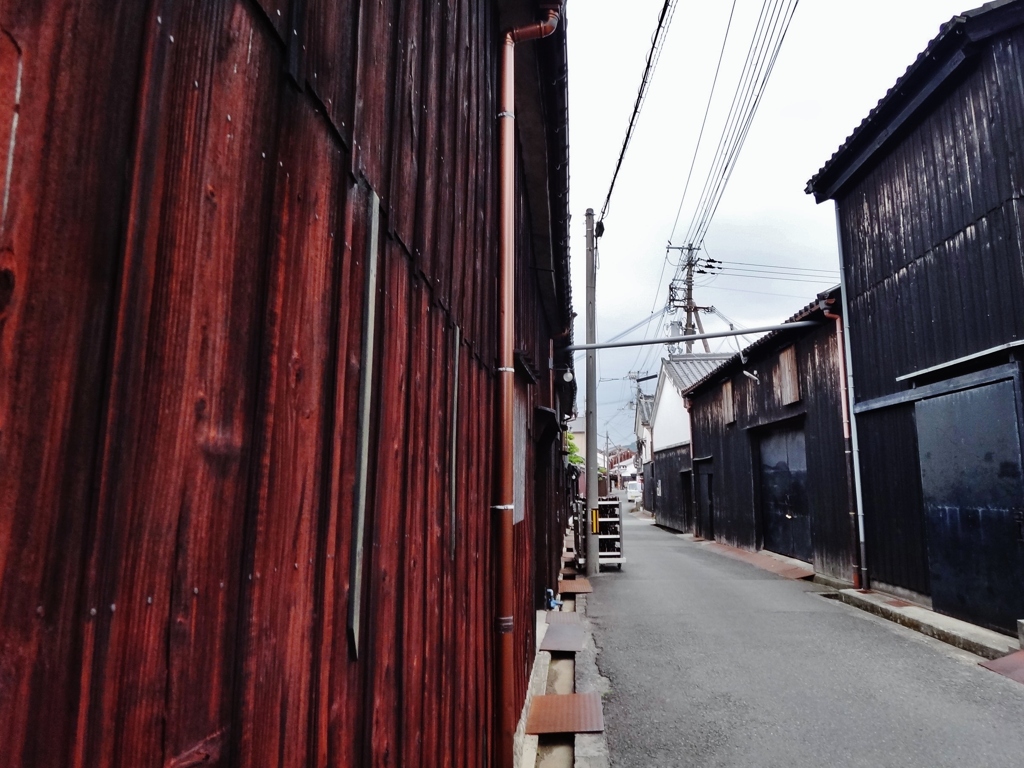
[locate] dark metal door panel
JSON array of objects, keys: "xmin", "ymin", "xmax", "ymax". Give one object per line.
[
  {"xmin": 916, "ymin": 380, "xmax": 1024, "ymax": 633},
  {"xmin": 696, "ymin": 463, "xmax": 714, "ymax": 540},
  {"xmin": 680, "ymin": 471, "xmax": 695, "ymax": 532},
  {"xmin": 759, "ymin": 427, "xmax": 812, "ymax": 563}
]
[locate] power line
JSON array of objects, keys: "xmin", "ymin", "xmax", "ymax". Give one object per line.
[
  {"xmin": 574, "ymin": 305, "xmax": 670, "ymax": 360},
  {"xmin": 680, "ymin": 0, "xmax": 781, "ymax": 248},
  {"xmin": 706, "ymin": 270, "xmax": 836, "ymax": 285},
  {"xmin": 714, "ymin": 259, "xmax": 838, "ymax": 275},
  {"xmin": 683, "ymin": 0, "xmax": 800, "ymax": 249},
  {"xmin": 700, "ymin": 285, "xmax": 821, "ymax": 300},
  {"xmin": 668, "ymin": 0, "xmax": 739, "ymax": 244},
  {"xmin": 598, "ymin": 0, "xmax": 679, "ymax": 223},
  {"xmin": 653, "ymin": 0, "xmax": 802, "ymax": 338},
  {"xmin": 711, "ymin": 265, "xmax": 837, "ymax": 278}
]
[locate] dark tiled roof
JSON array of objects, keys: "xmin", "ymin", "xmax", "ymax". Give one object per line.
[{"xmin": 806, "ymin": 0, "xmax": 1024, "ymax": 202}]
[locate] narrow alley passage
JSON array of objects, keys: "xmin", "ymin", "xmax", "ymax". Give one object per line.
[{"xmin": 587, "ymin": 512, "xmax": 1024, "ymax": 768}]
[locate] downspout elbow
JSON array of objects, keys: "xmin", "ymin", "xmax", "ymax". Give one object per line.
[{"xmin": 507, "ymin": 8, "xmax": 560, "ymax": 46}]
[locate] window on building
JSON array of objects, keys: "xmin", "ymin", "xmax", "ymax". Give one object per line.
[
  {"xmin": 722, "ymin": 379, "xmax": 735, "ymax": 424},
  {"xmin": 779, "ymin": 346, "xmax": 800, "ymax": 405}
]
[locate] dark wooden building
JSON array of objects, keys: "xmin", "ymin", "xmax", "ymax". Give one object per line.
[
  {"xmin": 0, "ymin": 2, "xmax": 574, "ymax": 767},
  {"xmin": 808, "ymin": 0, "xmax": 1024, "ymax": 634},
  {"xmin": 647, "ymin": 353, "xmax": 730, "ymax": 531},
  {"xmin": 685, "ymin": 291, "xmax": 857, "ymax": 584},
  {"xmin": 648, "ymin": 443, "xmax": 693, "ymax": 533}
]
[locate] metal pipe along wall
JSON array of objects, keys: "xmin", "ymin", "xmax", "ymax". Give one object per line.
[{"xmin": 495, "ymin": 7, "xmax": 560, "ymax": 768}]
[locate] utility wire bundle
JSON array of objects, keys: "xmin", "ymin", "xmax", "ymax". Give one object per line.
[
  {"xmin": 673, "ymin": 0, "xmax": 800, "ymax": 251},
  {"xmin": 598, "ymin": 0, "xmax": 679, "ymax": 225},
  {"xmin": 700, "ymin": 259, "xmax": 838, "ymax": 285}
]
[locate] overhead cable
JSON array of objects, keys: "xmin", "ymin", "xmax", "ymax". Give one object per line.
[
  {"xmin": 682, "ymin": 0, "xmax": 800, "ymax": 248},
  {"xmin": 667, "ymin": 0, "xmax": 739, "ymax": 244},
  {"xmin": 598, "ymin": 0, "xmax": 679, "ymax": 224},
  {"xmin": 682, "ymin": 0, "xmax": 789, "ymax": 246}
]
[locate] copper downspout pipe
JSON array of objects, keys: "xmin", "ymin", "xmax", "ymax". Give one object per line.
[
  {"xmin": 823, "ymin": 302, "xmax": 863, "ymax": 588},
  {"xmin": 495, "ymin": 7, "xmax": 560, "ymax": 768}
]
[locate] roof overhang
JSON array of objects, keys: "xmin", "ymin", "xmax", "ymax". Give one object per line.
[{"xmin": 806, "ymin": 0, "xmax": 1024, "ymax": 203}]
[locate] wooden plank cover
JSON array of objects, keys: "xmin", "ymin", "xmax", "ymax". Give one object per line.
[
  {"xmin": 980, "ymin": 650, "xmax": 1024, "ymax": 685},
  {"xmin": 545, "ymin": 611, "xmax": 582, "ymax": 625},
  {"xmin": 539, "ymin": 624, "xmax": 585, "ymax": 653},
  {"xmin": 525, "ymin": 692, "xmax": 604, "ymax": 735},
  {"xmin": 557, "ymin": 578, "xmax": 593, "ymax": 595}
]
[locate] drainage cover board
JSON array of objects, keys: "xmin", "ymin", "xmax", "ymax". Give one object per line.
[
  {"xmin": 557, "ymin": 578, "xmax": 592, "ymax": 595},
  {"xmin": 545, "ymin": 611, "xmax": 581, "ymax": 625},
  {"xmin": 525, "ymin": 692, "xmax": 604, "ymax": 735},
  {"xmin": 981, "ymin": 650, "xmax": 1024, "ymax": 685},
  {"xmin": 540, "ymin": 624, "xmax": 585, "ymax": 653}
]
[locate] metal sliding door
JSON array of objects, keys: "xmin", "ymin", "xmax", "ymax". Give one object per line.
[{"xmin": 916, "ymin": 380, "xmax": 1024, "ymax": 633}]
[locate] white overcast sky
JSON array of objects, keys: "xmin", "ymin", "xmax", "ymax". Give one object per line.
[{"xmin": 567, "ymin": 0, "xmax": 973, "ymax": 446}]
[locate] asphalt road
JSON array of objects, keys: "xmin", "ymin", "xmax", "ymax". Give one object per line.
[{"xmin": 587, "ymin": 511, "xmax": 1024, "ymax": 768}]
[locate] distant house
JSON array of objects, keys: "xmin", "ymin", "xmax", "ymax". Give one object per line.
[
  {"xmin": 634, "ymin": 392, "xmax": 655, "ymax": 507},
  {"xmin": 807, "ymin": 0, "xmax": 1024, "ymax": 633},
  {"xmin": 684, "ymin": 291, "xmax": 856, "ymax": 585},
  {"xmin": 647, "ymin": 353, "xmax": 731, "ymax": 530},
  {"xmin": 634, "ymin": 393, "xmax": 654, "ymax": 465},
  {"xmin": 567, "ymin": 414, "xmax": 608, "ymax": 496}
]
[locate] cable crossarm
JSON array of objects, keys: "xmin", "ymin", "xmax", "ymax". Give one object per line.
[{"xmin": 598, "ymin": 0, "xmax": 679, "ymax": 224}]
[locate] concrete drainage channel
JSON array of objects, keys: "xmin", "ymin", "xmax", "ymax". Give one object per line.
[
  {"xmin": 515, "ymin": 594, "xmax": 612, "ymax": 768},
  {"xmin": 516, "ymin": 571, "xmax": 1024, "ymax": 767}
]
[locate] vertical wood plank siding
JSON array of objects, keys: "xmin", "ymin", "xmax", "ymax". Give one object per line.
[
  {"xmin": 0, "ymin": 1, "xmax": 573, "ymax": 766},
  {"xmin": 642, "ymin": 461, "xmax": 656, "ymax": 512},
  {"xmin": 651, "ymin": 444, "xmax": 692, "ymax": 533},
  {"xmin": 689, "ymin": 322, "xmax": 855, "ymax": 581},
  {"xmin": 834, "ymin": 25, "xmax": 1024, "ymax": 595},
  {"xmin": 839, "ymin": 29, "xmax": 1024, "ymax": 403}
]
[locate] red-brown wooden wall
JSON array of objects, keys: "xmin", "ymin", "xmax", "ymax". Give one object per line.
[{"xmin": 0, "ymin": 1, "xmax": 573, "ymax": 766}]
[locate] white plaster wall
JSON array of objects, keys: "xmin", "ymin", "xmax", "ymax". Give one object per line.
[
  {"xmin": 640, "ymin": 424, "xmax": 653, "ymax": 463},
  {"xmin": 651, "ymin": 384, "xmax": 690, "ymax": 451}
]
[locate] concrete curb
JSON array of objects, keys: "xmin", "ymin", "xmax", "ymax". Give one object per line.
[
  {"xmin": 573, "ymin": 594, "xmax": 611, "ymax": 768},
  {"xmin": 678, "ymin": 532, "xmax": 1020, "ymax": 661},
  {"xmin": 514, "ymin": 613, "xmax": 552, "ymax": 768},
  {"xmin": 835, "ymin": 589, "xmax": 1018, "ymax": 661}
]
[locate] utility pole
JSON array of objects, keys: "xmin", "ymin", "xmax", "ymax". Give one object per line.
[
  {"xmin": 668, "ymin": 244, "xmax": 711, "ymax": 353},
  {"xmin": 683, "ymin": 246, "xmax": 696, "ymax": 352},
  {"xmin": 606, "ymin": 431, "xmax": 611, "ymax": 487},
  {"xmin": 585, "ymin": 209, "xmax": 599, "ymax": 577}
]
